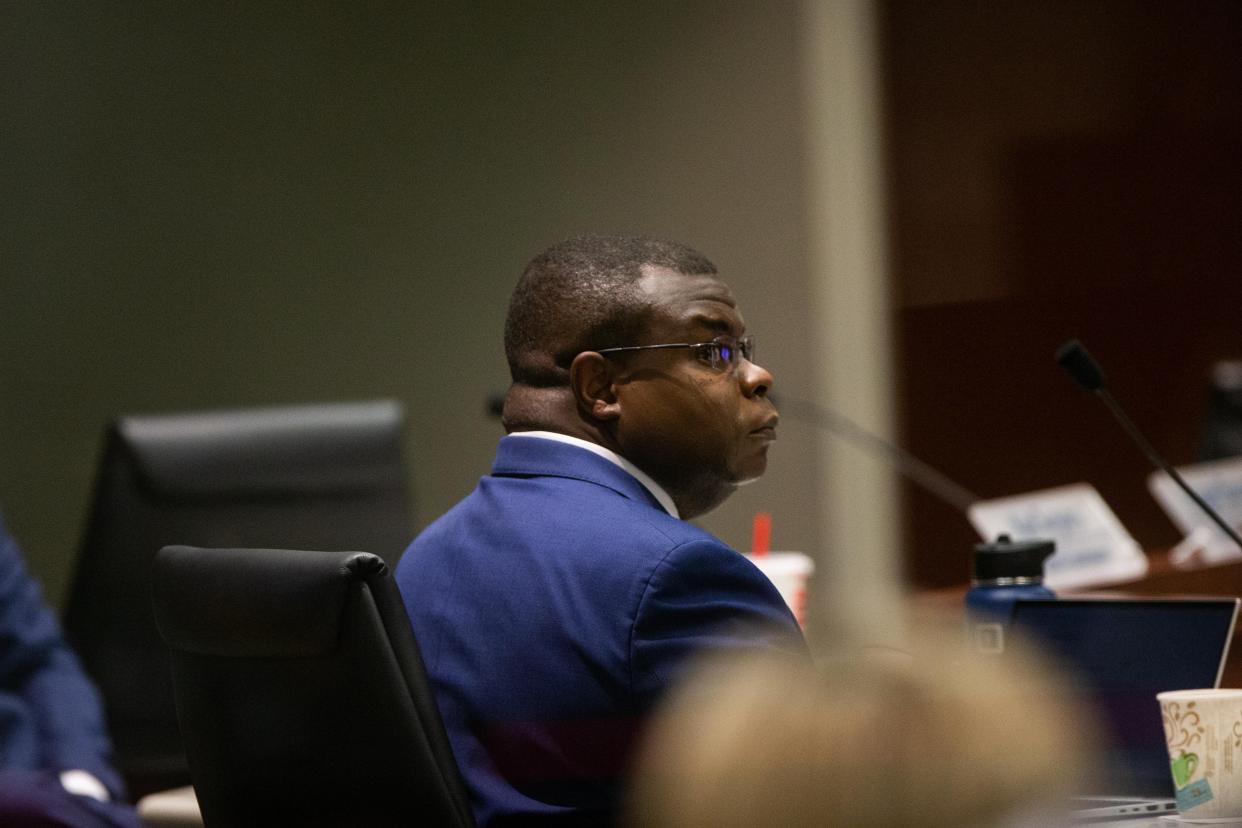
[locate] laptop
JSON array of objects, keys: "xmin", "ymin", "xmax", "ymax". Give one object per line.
[{"xmin": 1006, "ymin": 597, "xmax": 1240, "ymax": 822}]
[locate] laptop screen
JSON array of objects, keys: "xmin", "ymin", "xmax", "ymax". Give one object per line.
[{"xmin": 1009, "ymin": 598, "xmax": 1239, "ymax": 798}]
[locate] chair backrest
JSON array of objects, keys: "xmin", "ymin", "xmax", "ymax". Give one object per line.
[
  {"xmin": 151, "ymin": 545, "xmax": 475, "ymax": 828},
  {"xmin": 63, "ymin": 400, "xmax": 411, "ymax": 793}
]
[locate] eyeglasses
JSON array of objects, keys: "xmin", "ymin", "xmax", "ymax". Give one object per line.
[{"xmin": 594, "ymin": 334, "xmax": 755, "ymax": 372}]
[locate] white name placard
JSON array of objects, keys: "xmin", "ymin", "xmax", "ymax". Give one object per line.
[
  {"xmin": 967, "ymin": 482, "xmax": 1148, "ymax": 590},
  {"xmin": 1148, "ymin": 456, "xmax": 1242, "ymax": 564}
]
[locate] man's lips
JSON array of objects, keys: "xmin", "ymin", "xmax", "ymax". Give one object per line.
[{"xmin": 750, "ymin": 417, "xmax": 779, "ymax": 440}]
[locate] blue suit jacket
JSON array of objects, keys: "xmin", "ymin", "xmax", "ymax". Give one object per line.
[
  {"xmin": 0, "ymin": 512, "xmax": 124, "ymax": 800},
  {"xmin": 395, "ymin": 436, "xmax": 807, "ymax": 827}
]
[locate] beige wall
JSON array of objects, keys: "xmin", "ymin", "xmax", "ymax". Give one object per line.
[{"xmin": 0, "ymin": 2, "xmax": 821, "ymax": 605}]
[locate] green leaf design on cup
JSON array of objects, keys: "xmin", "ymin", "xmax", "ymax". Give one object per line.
[{"xmin": 1171, "ymin": 750, "xmax": 1199, "ymax": 788}]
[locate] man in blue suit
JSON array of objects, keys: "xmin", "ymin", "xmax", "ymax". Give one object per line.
[
  {"xmin": 0, "ymin": 511, "xmax": 140, "ymax": 827},
  {"xmin": 396, "ymin": 235, "xmax": 808, "ymax": 827}
]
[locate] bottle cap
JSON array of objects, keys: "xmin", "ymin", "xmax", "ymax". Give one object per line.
[{"xmin": 972, "ymin": 534, "xmax": 1056, "ymax": 580}]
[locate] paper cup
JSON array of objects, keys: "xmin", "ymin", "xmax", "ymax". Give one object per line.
[
  {"xmin": 744, "ymin": 552, "xmax": 814, "ymax": 629},
  {"xmin": 1158, "ymin": 688, "xmax": 1242, "ymax": 820}
]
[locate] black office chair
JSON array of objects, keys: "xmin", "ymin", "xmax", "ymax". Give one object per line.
[
  {"xmin": 151, "ymin": 545, "xmax": 475, "ymax": 828},
  {"xmin": 63, "ymin": 400, "xmax": 412, "ymax": 794}
]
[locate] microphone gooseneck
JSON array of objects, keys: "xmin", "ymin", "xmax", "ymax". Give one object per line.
[
  {"xmin": 1055, "ymin": 338, "xmax": 1242, "ymax": 551},
  {"xmin": 485, "ymin": 391, "xmax": 981, "ymax": 516},
  {"xmin": 775, "ymin": 396, "xmax": 980, "ymax": 515}
]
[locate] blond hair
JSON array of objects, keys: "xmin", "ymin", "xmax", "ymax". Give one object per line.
[{"xmin": 628, "ymin": 622, "xmax": 1095, "ymax": 828}]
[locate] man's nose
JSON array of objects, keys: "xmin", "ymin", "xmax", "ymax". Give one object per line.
[{"xmin": 739, "ymin": 358, "xmax": 773, "ymax": 398}]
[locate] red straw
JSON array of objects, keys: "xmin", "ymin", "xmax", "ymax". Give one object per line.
[{"xmin": 751, "ymin": 512, "xmax": 771, "ymax": 556}]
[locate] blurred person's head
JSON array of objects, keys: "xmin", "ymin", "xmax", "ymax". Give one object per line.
[{"xmin": 628, "ymin": 621, "xmax": 1096, "ymax": 828}]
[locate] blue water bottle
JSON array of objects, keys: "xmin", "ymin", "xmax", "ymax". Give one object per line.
[{"xmin": 965, "ymin": 534, "xmax": 1056, "ymax": 653}]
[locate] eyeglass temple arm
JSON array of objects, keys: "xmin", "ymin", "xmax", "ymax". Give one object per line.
[{"xmin": 594, "ymin": 343, "xmax": 696, "ymax": 354}]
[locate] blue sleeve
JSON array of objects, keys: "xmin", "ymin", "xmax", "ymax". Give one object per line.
[
  {"xmin": 0, "ymin": 515, "xmax": 124, "ymax": 799},
  {"xmin": 629, "ymin": 539, "xmax": 810, "ymax": 707}
]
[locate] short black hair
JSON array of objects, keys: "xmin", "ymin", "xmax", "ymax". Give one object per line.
[{"xmin": 504, "ymin": 235, "xmax": 717, "ymax": 387}]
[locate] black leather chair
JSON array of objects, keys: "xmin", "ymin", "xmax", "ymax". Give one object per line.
[
  {"xmin": 63, "ymin": 400, "xmax": 412, "ymax": 794},
  {"xmin": 151, "ymin": 545, "xmax": 475, "ymax": 828}
]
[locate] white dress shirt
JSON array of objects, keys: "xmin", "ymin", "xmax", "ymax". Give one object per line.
[{"xmin": 507, "ymin": 431, "xmax": 680, "ymax": 519}]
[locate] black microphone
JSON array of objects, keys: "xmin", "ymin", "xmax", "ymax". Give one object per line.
[{"xmin": 1055, "ymin": 338, "xmax": 1242, "ymax": 551}]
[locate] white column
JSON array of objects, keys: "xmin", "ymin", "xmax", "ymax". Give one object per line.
[{"xmin": 800, "ymin": 0, "xmax": 905, "ymax": 646}]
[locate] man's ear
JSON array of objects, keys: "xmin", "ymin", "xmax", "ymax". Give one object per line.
[{"xmin": 569, "ymin": 351, "xmax": 621, "ymax": 422}]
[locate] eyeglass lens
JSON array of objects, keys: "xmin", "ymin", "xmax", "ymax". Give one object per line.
[{"xmin": 711, "ymin": 335, "xmax": 753, "ymax": 368}]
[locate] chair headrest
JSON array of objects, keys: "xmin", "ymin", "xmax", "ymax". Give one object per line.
[
  {"xmin": 117, "ymin": 400, "xmax": 405, "ymax": 500},
  {"xmin": 152, "ymin": 546, "xmax": 390, "ymax": 658}
]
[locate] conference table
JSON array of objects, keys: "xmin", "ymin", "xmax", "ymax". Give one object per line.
[
  {"xmin": 1080, "ymin": 547, "xmax": 1242, "ymax": 826},
  {"xmin": 921, "ymin": 547, "xmax": 1242, "ymax": 826},
  {"xmin": 140, "ymin": 549, "xmax": 1242, "ymax": 827},
  {"xmin": 136, "ymin": 785, "xmax": 201, "ymax": 826},
  {"xmin": 918, "ymin": 547, "xmax": 1242, "ymax": 685},
  {"xmin": 1090, "ymin": 816, "xmax": 1177, "ymax": 826}
]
